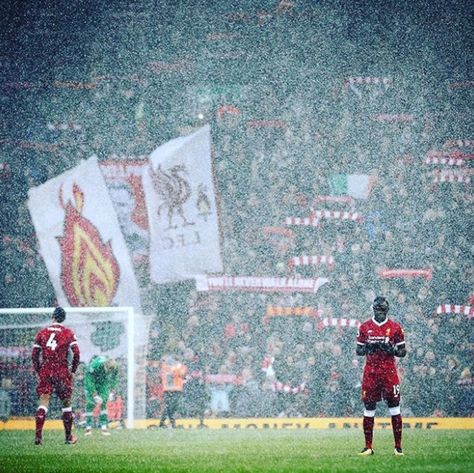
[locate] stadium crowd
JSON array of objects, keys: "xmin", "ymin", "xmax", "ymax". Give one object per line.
[{"xmin": 1, "ymin": 0, "xmax": 473, "ymax": 420}]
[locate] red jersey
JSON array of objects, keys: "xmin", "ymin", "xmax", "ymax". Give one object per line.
[
  {"xmin": 357, "ymin": 318, "xmax": 405, "ymax": 373},
  {"xmin": 32, "ymin": 323, "xmax": 80, "ymax": 375}
]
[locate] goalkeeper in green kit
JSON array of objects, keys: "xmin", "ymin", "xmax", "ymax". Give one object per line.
[{"xmin": 84, "ymin": 356, "xmax": 119, "ymax": 436}]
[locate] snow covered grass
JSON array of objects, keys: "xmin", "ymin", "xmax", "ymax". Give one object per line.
[{"xmin": 1, "ymin": 428, "xmax": 473, "ymax": 472}]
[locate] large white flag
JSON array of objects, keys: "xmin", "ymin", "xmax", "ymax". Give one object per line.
[
  {"xmin": 27, "ymin": 156, "xmax": 142, "ymax": 311},
  {"xmin": 142, "ymin": 124, "xmax": 223, "ymax": 283}
]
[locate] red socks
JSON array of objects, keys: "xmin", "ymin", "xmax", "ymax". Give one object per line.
[
  {"xmin": 62, "ymin": 408, "xmax": 73, "ymax": 439},
  {"xmin": 35, "ymin": 406, "xmax": 48, "ymax": 440},
  {"xmin": 363, "ymin": 409, "xmax": 402, "ymax": 450},
  {"xmin": 391, "ymin": 414, "xmax": 403, "ymax": 449},
  {"xmin": 363, "ymin": 416, "xmax": 374, "ymax": 449}
]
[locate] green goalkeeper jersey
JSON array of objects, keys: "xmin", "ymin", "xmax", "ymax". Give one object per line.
[{"xmin": 84, "ymin": 356, "xmax": 118, "ymax": 394}]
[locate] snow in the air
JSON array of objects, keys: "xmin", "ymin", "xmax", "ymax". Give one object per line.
[{"xmin": 0, "ymin": 0, "xmax": 472, "ymax": 424}]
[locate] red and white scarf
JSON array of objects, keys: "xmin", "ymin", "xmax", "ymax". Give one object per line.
[
  {"xmin": 317, "ymin": 317, "xmax": 361, "ymax": 330},
  {"xmin": 261, "ymin": 357, "xmax": 308, "ymax": 394},
  {"xmin": 378, "ymin": 268, "xmax": 433, "ymax": 280},
  {"xmin": 426, "ymin": 150, "xmax": 474, "ymax": 160},
  {"xmin": 425, "ymin": 157, "xmax": 467, "ymax": 166},
  {"xmin": 443, "ymin": 139, "xmax": 474, "ymax": 149},
  {"xmin": 310, "ymin": 210, "xmax": 362, "ymax": 222},
  {"xmin": 285, "ymin": 217, "xmax": 320, "ymax": 227},
  {"xmin": 264, "ymin": 306, "xmax": 323, "ymax": 319},
  {"xmin": 195, "ymin": 275, "xmax": 329, "ymax": 294},
  {"xmin": 432, "ymin": 170, "xmax": 471, "ymax": 183},
  {"xmin": 271, "ymin": 381, "xmax": 307, "ymax": 394},
  {"xmin": 289, "ymin": 255, "xmax": 334, "ymax": 271},
  {"xmin": 47, "ymin": 122, "xmax": 82, "ymax": 131},
  {"xmin": 435, "ymin": 304, "xmax": 474, "ymax": 318}
]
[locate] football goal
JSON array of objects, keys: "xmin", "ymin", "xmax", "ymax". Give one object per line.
[{"xmin": 0, "ymin": 306, "xmax": 145, "ymax": 429}]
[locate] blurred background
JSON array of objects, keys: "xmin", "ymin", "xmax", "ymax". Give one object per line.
[{"xmin": 0, "ymin": 0, "xmax": 472, "ymax": 420}]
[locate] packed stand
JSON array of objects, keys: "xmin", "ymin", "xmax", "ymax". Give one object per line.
[{"xmin": 0, "ymin": 0, "xmax": 472, "ymax": 419}]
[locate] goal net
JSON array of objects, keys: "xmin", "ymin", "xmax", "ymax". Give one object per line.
[{"xmin": 0, "ymin": 306, "xmax": 148, "ymax": 429}]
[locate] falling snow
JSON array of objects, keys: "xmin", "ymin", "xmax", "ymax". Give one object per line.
[{"xmin": 0, "ymin": 0, "xmax": 473, "ymax": 429}]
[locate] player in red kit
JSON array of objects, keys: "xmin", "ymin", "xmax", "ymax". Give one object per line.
[
  {"xmin": 356, "ymin": 297, "xmax": 406, "ymax": 456},
  {"xmin": 32, "ymin": 307, "xmax": 80, "ymax": 446}
]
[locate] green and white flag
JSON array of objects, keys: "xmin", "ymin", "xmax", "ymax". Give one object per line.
[{"xmin": 329, "ymin": 174, "xmax": 374, "ymax": 199}]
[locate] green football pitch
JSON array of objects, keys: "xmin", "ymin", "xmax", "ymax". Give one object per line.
[{"xmin": 1, "ymin": 429, "xmax": 473, "ymax": 473}]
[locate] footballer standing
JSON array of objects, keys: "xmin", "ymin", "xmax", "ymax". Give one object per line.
[
  {"xmin": 32, "ymin": 307, "xmax": 80, "ymax": 445},
  {"xmin": 356, "ymin": 296, "xmax": 406, "ymax": 456}
]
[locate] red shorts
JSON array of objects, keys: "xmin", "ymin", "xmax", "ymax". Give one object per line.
[
  {"xmin": 37, "ymin": 370, "xmax": 73, "ymax": 401},
  {"xmin": 362, "ymin": 369, "xmax": 400, "ymax": 404}
]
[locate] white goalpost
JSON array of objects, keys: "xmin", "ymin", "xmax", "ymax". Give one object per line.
[{"xmin": 0, "ymin": 306, "xmax": 140, "ymax": 429}]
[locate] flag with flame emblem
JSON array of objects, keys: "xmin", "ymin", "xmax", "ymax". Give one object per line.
[
  {"xmin": 142, "ymin": 125, "xmax": 223, "ymax": 284},
  {"xmin": 27, "ymin": 156, "xmax": 142, "ymax": 311},
  {"xmin": 57, "ymin": 183, "xmax": 121, "ymax": 306}
]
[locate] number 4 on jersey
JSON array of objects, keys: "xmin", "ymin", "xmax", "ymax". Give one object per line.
[{"xmin": 46, "ymin": 333, "xmax": 58, "ymax": 351}]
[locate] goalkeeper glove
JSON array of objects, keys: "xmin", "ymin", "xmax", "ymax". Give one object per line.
[{"xmin": 93, "ymin": 395, "xmax": 103, "ymax": 404}]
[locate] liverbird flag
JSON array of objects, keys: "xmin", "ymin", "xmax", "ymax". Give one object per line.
[
  {"xmin": 142, "ymin": 124, "xmax": 223, "ymax": 284},
  {"xmin": 27, "ymin": 156, "xmax": 142, "ymax": 311}
]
